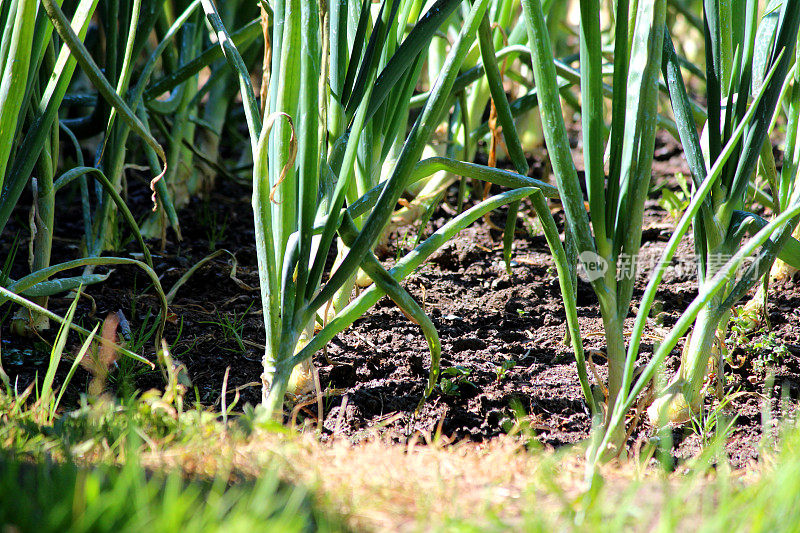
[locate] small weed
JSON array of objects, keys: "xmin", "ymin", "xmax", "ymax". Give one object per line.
[
  {"xmin": 169, "ymin": 316, "xmax": 197, "ymax": 360},
  {"xmin": 494, "ymin": 359, "xmax": 516, "ymax": 382},
  {"xmin": 497, "ymin": 399, "xmax": 543, "ymax": 447},
  {"xmin": 656, "ymin": 172, "xmax": 691, "ymax": 221},
  {"xmin": 395, "ymin": 228, "xmax": 415, "ymax": 263},
  {"xmin": 522, "ymin": 213, "xmax": 544, "ymax": 239},
  {"xmin": 413, "ymin": 190, "xmax": 444, "ymax": 248},
  {"xmin": 110, "ymin": 309, "xmax": 160, "ymax": 401},
  {"xmin": 690, "ymin": 391, "xmax": 742, "ymax": 450},
  {"xmin": 750, "ymin": 332, "xmax": 788, "ymax": 372},
  {"xmin": 727, "ymin": 310, "xmax": 789, "ymax": 373},
  {"xmin": 438, "ymin": 365, "xmax": 473, "ymax": 397},
  {"xmin": 200, "ymin": 303, "xmax": 254, "ymax": 353},
  {"xmin": 200, "ymin": 200, "xmax": 229, "ymax": 251}
]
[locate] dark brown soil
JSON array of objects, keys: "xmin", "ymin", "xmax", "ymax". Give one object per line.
[{"xmin": 2, "ymin": 132, "xmax": 799, "ymax": 469}]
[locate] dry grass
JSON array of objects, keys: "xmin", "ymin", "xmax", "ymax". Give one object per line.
[
  {"xmin": 141, "ymin": 433, "xmax": 543, "ymax": 530},
  {"xmin": 279, "ymin": 437, "xmax": 543, "ymax": 530},
  {"xmin": 137, "ymin": 428, "xmax": 746, "ymax": 532}
]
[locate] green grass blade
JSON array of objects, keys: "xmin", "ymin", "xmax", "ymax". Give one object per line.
[
  {"xmin": 40, "ymin": 288, "xmax": 80, "ymax": 416},
  {"xmin": 52, "ymin": 323, "xmax": 99, "ymax": 420}
]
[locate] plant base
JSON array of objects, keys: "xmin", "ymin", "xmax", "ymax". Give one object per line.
[{"xmin": 647, "ymin": 378, "xmax": 700, "ymax": 426}]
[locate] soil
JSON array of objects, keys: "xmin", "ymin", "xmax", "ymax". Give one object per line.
[{"xmin": 3, "ymin": 132, "xmax": 800, "ymax": 470}]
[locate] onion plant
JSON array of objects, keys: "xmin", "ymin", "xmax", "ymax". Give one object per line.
[
  {"xmin": 202, "ymin": 0, "xmax": 565, "ymax": 418},
  {"xmin": 0, "ymin": 4, "xmax": 139, "ymax": 289},
  {"xmin": 521, "ymin": 0, "xmax": 800, "ymax": 466},
  {"xmin": 1, "ymin": 0, "xmax": 268, "ymax": 352},
  {"xmin": 1, "ymin": 0, "xmax": 261, "ymax": 289},
  {"xmin": 0, "ymin": 1, "xmax": 181, "ymax": 354},
  {"xmin": 405, "ymin": 1, "xmax": 559, "ymax": 269},
  {"xmin": 519, "ymin": 0, "xmax": 669, "ymax": 453},
  {"xmin": 140, "ymin": 0, "xmax": 263, "ymax": 237},
  {"xmin": 646, "ymin": 0, "xmax": 800, "ymax": 424},
  {"xmin": 0, "ymin": 0, "xmax": 98, "ymax": 332}
]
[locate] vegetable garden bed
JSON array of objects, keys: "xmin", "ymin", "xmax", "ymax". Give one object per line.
[{"xmin": 4, "ymin": 131, "xmax": 797, "ymax": 470}]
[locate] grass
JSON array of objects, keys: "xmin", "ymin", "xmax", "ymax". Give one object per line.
[
  {"xmin": 0, "ymin": 450, "xmax": 334, "ymax": 532},
  {"xmin": 3, "ymin": 385, "xmax": 800, "ymax": 532},
  {"xmin": 199, "ymin": 303, "xmax": 254, "ymax": 354}
]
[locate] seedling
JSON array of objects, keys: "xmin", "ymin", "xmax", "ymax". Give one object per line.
[
  {"xmin": 494, "ymin": 359, "xmax": 516, "ymax": 382},
  {"xmin": 200, "ymin": 303, "xmax": 254, "ymax": 354},
  {"xmin": 200, "ymin": 200, "xmax": 229, "ymax": 252},
  {"xmin": 439, "ymin": 365, "xmax": 474, "ymax": 397},
  {"xmin": 656, "ymin": 172, "xmax": 691, "ymax": 222},
  {"xmin": 727, "ymin": 311, "xmax": 788, "ymax": 374},
  {"xmin": 689, "ymin": 391, "xmax": 742, "ymax": 450}
]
